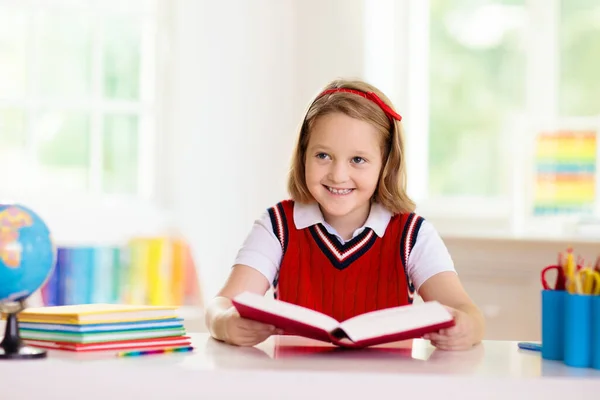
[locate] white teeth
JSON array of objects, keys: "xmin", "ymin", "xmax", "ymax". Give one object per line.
[{"xmin": 327, "ymin": 187, "xmax": 352, "ymax": 195}]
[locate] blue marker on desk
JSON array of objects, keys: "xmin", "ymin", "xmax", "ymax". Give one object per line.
[{"xmin": 518, "ymin": 342, "xmax": 541, "ymax": 352}]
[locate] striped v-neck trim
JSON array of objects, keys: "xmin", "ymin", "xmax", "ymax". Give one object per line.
[
  {"xmin": 309, "ymin": 223, "xmax": 377, "ymax": 270},
  {"xmin": 400, "ymin": 213, "xmax": 424, "ymax": 302}
]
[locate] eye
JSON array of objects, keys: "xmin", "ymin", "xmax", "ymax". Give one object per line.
[
  {"xmin": 351, "ymin": 156, "xmax": 366, "ymax": 164},
  {"xmin": 316, "ymin": 153, "xmax": 331, "ymax": 160}
]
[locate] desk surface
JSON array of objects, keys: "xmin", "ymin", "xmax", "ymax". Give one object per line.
[{"xmin": 1, "ymin": 333, "xmax": 599, "ymax": 399}]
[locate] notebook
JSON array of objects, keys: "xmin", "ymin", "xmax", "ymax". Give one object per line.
[{"xmin": 14, "ymin": 304, "xmax": 179, "ymax": 324}]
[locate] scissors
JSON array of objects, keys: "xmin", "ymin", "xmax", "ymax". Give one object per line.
[
  {"xmin": 540, "ymin": 264, "xmax": 566, "ymax": 290},
  {"xmin": 567, "ymin": 267, "xmax": 600, "ymax": 295}
]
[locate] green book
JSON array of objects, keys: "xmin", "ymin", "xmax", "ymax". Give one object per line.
[{"xmin": 19, "ymin": 327, "xmax": 186, "ymax": 344}]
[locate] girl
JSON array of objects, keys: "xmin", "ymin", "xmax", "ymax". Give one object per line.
[{"xmin": 205, "ymin": 79, "xmax": 485, "ymax": 351}]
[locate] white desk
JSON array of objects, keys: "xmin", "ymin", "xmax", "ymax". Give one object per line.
[{"xmin": 1, "ymin": 333, "xmax": 599, "ymax": 399}]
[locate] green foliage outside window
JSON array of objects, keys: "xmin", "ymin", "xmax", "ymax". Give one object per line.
[
  {"xmin": 428, "ymin": 0, "xmax": 526, "ymax": 197},
  {"xmin": 559, "ymin": 0, "xmax": 600, "ymax": 116}
]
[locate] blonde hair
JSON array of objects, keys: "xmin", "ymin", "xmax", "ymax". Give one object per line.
[{"xmin": 287, "ymin": 79, "xmax": 416, "ymax": 215}]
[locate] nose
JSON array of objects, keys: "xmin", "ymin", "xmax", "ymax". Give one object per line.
[{"xmin": 328, "ymin": 161, "xmax": 349, "ymax": 184}]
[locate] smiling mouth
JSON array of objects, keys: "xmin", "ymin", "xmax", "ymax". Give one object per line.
[{"xmin": 324, "ymin": 185, "xmax": 354, "ymax": 195}]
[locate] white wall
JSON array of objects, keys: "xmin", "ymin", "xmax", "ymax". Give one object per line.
[
  {"xmin": 165, "ymin": 0, "xmax": 298, "ymax": 301},
  {"xmin": 293, "ymin": 0, "xmax": 366, "ymax": 101},
  {"xmin": 164, "ymin": 0, "xmax": 372, "ymax": 301},
  {"xmin": 164, "ymin": 0, "xmax": 294, "ymax": 301}
]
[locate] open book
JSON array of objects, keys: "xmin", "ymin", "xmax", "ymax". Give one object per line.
[{"xmin": 232, "ymin": 292, "xmax": 455, "ymax": 348}]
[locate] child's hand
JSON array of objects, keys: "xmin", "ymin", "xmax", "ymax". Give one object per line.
[
  {"xmin": 423, "ymin": 306, "xmax": 476, "ymax": 351},
  {"xmin": 220, "ymin": 307, "xmax": 283, "ymax": 347}
]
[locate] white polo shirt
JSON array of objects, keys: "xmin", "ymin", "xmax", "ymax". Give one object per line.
[{"xmin": 233, "ymin": 202, "xmax": 456, "ymax": 292}]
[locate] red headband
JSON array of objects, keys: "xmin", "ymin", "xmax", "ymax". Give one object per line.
[{"xmin": 316, "ymin": 88, "xmax": 402, "ymax": 121}]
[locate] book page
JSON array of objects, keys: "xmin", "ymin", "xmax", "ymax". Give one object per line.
[
  {"xmin": 233, "ymin": 292, "xmax": 339, "ymax": 332},
  {"xmin": 339, "ymin": 301, "xmax": 453, "ymax": 343}
]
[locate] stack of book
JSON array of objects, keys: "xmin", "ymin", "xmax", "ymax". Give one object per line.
[{"xmin": 17, "ymin": 304, "xmax": 192, "ymax": 353}]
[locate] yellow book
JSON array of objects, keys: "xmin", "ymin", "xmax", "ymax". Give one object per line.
[
  {"xmin": 126, "ymin": 238, "xmax": 150, "ymax": 305},
  {"xmin": 170, "ymin": 239, "xmax": 187, "ymax": 306},
  {"xmin": 12, "ymin": 303, "xmax": 178, "ymax": 325},
  {"xmin": 146, "ymin": 237, "xmax": 172, "ymax": 306}
]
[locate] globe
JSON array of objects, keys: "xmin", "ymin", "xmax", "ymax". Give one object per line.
[{"xmin": 0, "ymin": 204, "xmax": 56, "ymax": 304}]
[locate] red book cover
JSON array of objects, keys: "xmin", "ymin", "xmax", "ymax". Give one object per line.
[
  {"xmin": 232, "ymin": 292, "xmax": 455, "ymax": 348},
  {"xmin": 25, "ymin": 335, "xmax": 191, "ymax": 352}
]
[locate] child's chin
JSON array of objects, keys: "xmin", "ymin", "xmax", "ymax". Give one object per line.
[{"xmin": 319, "ymin": 202, "xmax": 357, "ymax": 217}]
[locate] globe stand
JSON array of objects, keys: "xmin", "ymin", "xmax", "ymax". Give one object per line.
[{"xmin": 0, "ymin": 300, "xmax": 46, "ymax": 359}]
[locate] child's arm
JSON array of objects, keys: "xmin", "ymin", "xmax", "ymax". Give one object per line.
[
  {"xmin": 418, "ymin": 271, "xmax": 485, "ymax": 350},
  {"xmin": 205, "ymin": 207, "xmax": 283, "ymax": 346},
  {"xmin": 205, "ymin": 264, "xmax": 279, "ymax": 346}
]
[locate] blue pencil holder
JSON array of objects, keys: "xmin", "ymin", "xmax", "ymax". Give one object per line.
[
  {"xmin": 591, "ymin": 296, "xmax": 600, "ymax": 370},
  {"xmin": 541, "ymin": 289, "xmax": 566, "ymax": 360},
  {"xmin": 564, "ymin": 293, "xmax": 592, "ymax": 368}
]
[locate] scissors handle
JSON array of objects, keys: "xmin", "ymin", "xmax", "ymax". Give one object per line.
[
  {"xmin": 541, "ymin": 265, "xmax": 566, "ymax": 291},
  {"xmin": 579, "ymin": 268, "xmax": 600, "ymax": 295}
]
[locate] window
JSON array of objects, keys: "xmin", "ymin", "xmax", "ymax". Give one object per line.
[
  {"xmin": 365, "ymin": 0, "xmax": 599, "ymax": 234},
  {"xmin": 0, "ymin": 0, "xmax": 158, "ymax": 201},
  {"xmin": 425, "ymin": 0, "xmax": 599, "ymax": 228},
  {"xmin": 559, "ymin": 0, "xmax": 600, "ymax": 117},
  {"xmin": 428, "ymin": 0, "xmax": 526, "ymax": 199}
]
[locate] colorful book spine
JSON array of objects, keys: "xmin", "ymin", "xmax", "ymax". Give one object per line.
[
  {"xmin": 170, "ymin": 239, "xmax": 186, "ymax": 306},
  {"xmin": 92, "ymin": 247, "xmax": 121, "ymax": 304},
  {"xmin": 146, "ymin": 238, "xmax": 172, "ymax": 306},
  {"xmin": 40, "ymin": 248, "xmax": 64, "ymax": 306},
  {"xmin": 39, "ymin": 237, "xmax": 202, "ymax": 308},
  {"xmin": 62, "ymin": 247, "xmax": 95, "ymax": 305},
  {"xmin": 124, "ymin": 238, "xmax": 149, "ymax": 305}
]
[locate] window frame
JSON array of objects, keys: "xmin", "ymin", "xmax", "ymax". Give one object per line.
[{"xmin": 0, "ymin": 0, "xmax": 161, "ymax": 203}]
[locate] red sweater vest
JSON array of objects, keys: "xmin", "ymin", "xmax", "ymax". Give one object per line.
[{"xmin": 267, "ymin": 200, "xmax": 424, "ymax": 322}]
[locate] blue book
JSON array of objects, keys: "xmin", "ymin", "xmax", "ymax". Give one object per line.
[
  {"xmin": 61, "ymin": 247, "xmax": 95, "ymax": 305},
  {"xmin": 92, "ymin": 247, "xmax": 120, "ymax": 304},
  {"xmin": 19, "ymin": 318, "xmax": 185, "ymax": 333},
  {"xmin": 41, "ymin": 248, "xmax": 64, "ymax": 306}
]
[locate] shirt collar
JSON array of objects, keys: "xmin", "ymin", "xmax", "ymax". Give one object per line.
[{"xmin": 293, "ymin": 201, "xmax": 391, "ymax": 238}]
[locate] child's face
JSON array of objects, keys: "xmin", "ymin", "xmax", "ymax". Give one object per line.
[{"xmin": 305, "ymin": 112, "xmax": 383, "ymax": 223}]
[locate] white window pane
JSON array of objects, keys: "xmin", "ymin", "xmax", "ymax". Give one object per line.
[
  {"xmin": 103, "ymin": 16, "xmax": 141, "ymax": 100},
  {"xmin": 0, "ymin": 108, "xmax": 28, "ymax": 191},
  {"xmin": 34, "ymin": 111, "xmax": 90, "ymax": 191},
  {"xmin": 0, "ymin": 7, "xmax": 27, "ymax": 97},
  {"xmin": 428, "ymin": 0, "xmax": 526, "ymax": 197},
  {"xmin": 34, "ymin": 10, "xmax": 92, "ymax": 98},
  {"xmin": 41, "ymin": 0, "xmax": 157, "ymax": 15},
  {"xmin": 0, "ymin": 108, "xmax": 26, "ymax": 147},
  {"xmin": 103, "ymin": 114, "xmax": 138, "ymax": 194},
  {"xmin": 559, "ymin": 0, "xmax": 600, "ymax": 116}
]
